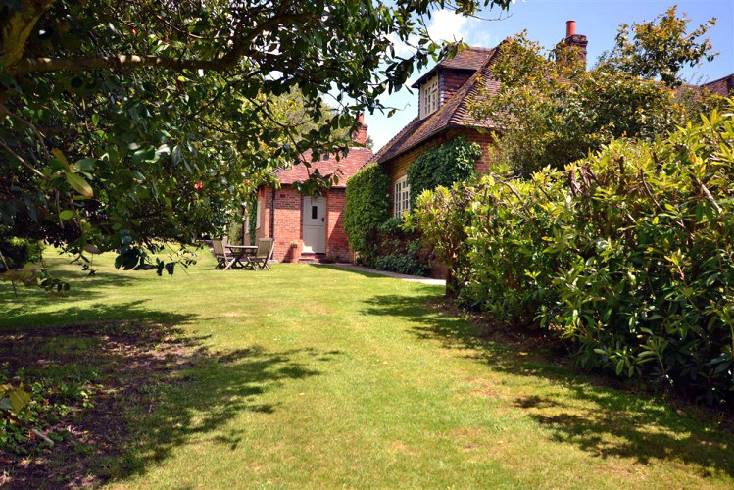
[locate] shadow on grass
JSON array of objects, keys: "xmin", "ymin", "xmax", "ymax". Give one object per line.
[
  {"xmin": 361, "ymin": 293, "xmax": 734, "ymax": 478},
  {"xmin": 1, "ymin": 303, "xmax": 334, "ymax": 488},
  {"xmin": 0, "ymin": 268, "xmax": 146, "ymax": 324}
]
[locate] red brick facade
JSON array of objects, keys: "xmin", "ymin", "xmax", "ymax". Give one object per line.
[
  {"xmin": 247, "ymin": 124, "xmax": 372, "ymax": 263},
  {"xmin": 248, "ymin": 185, "xmax": 354, "ymax": 263}
]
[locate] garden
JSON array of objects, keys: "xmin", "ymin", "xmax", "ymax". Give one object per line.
[
  {"xmin": 2, "ymin": 1, "xmax": 734, "ymax": 487},
  {"xmin": 2, "ymin": 253, "xmax": 734, "ymax": 487}
]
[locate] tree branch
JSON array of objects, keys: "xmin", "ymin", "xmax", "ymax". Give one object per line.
[{"xmin": 10, "ymin": 53, "xmax": 241, "ymax": 75}]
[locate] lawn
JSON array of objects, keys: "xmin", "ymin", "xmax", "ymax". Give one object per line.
[{"xmin": 1, "ymin": 250, "xmax": 733, "ymax": 489}]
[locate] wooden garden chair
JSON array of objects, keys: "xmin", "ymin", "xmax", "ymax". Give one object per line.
[
  {"xmin": 211, "ymin": 239, "xmax": 228, "ymax": 269},
  {"xmin": 250, "ymin": 238, "xmax": 274, "ymax": 270}
]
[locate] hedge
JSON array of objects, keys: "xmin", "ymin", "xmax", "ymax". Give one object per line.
[{"xmin": 415, "ymin": 103, "xmax": 734, "ymax": 405}]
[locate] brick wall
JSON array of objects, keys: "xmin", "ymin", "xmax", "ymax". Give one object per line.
[
  {"xmin": 325, "ymin": 188, "xmax": 352, "ymax": 262},
  {"xmin": 383, "ymin": 127, "xmax": 496, "ymax": 215},
  {"xmin": 249, "ymin": 185, "xmax": 355, "ymax": 263},
  {"xmin": 271, "ymin": 186, "xmax": 302, "ymax": 261}
]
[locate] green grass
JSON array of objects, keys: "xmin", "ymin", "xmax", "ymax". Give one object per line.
[{"xmin": 2, "ymin": 250, "xmax": 733, "ymax": 489}]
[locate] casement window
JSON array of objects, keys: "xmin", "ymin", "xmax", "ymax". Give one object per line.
[
  {"xmin": 393, "ymin": 175, "xmax": 411, "ymax": 218},
  {"xmin": 418, "ymin": 75, "xmax": 439, "ymax": 119}
]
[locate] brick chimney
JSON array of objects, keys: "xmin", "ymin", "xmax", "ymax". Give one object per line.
[
  {"xmin": 561, "ymin": 20, "xmax": 588, "ymax": 69},
  {"xmin": 352, "ymin": 113, "xmax": 368, "ymax": 146}
]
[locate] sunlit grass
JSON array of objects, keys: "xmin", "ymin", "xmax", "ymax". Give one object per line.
[{"xmin": 2, "ymin": 250, "xmax": 732, "ymax": 489}]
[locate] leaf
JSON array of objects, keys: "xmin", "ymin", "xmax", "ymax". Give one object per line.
[
  {"xmin": 8, "ymin": 387, "xmax": 31, "ymax": 413},
  {"xmin": 51, "ymin": 148, "xmax": 71, "ymax": 170},
  {"xmin": 74, "ymin": 159, "xmax": 96, "ymax": 172},
  {"xmin": 66, "ymin": 171, "xmax": 94, "ymax": 198},
  {"xmin": 59, "ymin": 209, "xmax": 74, "ymax": 220}
]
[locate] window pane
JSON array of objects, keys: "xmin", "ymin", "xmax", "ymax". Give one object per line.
[{"xmin": 312, "ymin": 205, "xmax": 318, "ymax": 220}]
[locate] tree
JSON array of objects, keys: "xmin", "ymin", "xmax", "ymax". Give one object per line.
[
  {"xmin": 469, "ymin": 13, "xmax": 721, "ymax": 177},
  {"xmin": 598, "ymin": 6, "xmax": 717, "ymax": 87},
  {"xmin": 0, "ymin": 0, "xmax": 511, "ymax": 278}
]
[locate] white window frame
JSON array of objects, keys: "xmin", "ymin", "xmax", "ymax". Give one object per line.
[
  {"xmin": 394, "ymin": 175, "xmax": 411, "ymax": 218},
  {"xmin": 419, "ymin": 75, "xmax": 439, "ymax": 119}
]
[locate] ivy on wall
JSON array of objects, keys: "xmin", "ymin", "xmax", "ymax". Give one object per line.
[
  {"xmin": 407, "ymin": 137, "xmax": 482, "ymax": 204},
  {"xmin": 344, "ymin": 163, "xmax": 390, "ymax": 256}
]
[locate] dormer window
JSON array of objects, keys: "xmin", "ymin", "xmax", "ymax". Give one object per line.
[{"xmin": 419, "ymin": 75, "xmax": 439, "ymax": 119}]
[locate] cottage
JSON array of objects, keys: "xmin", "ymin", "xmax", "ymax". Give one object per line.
[
  {"xmin": 372, "ymin": 21, "xmax": 588, "ymax": 217},
  {"xmin": 248, "ymin": 116, "xmax": 373, "ymax": 263}
]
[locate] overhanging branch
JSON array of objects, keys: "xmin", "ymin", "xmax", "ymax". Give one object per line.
[{"xmin": 10, "ymin": 53, "xmax": 242, "ymax": 75}]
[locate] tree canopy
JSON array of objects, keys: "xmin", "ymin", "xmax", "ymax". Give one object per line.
[
  {"xmin": 0, "ymin": 0, "xmax": 510, "ymax": 276},
  {"xmin": 597, "ymin": 6, "xmax": 717, "ymax": 87},
  {"xmin": 468, "ymin": 8, "xmax": 722, "ymax": 177}
]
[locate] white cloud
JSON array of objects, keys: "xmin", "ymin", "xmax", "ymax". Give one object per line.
[
  {"xmin": 387, "ymin": 32, "xmax": 418, "ymax": 59},
  {"xmin": 427, "ymin": 9, "xmax": 471, "ymax": 42}
]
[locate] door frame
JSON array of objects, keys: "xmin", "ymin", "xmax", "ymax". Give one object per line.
[{"xmin": 302, "ymin": 195, "xmax": 326, "ymax": 253}]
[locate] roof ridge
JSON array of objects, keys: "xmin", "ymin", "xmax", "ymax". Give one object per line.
[{"xmin": 372, "ymin": 47, "xmax": 501, "ymax": 165}]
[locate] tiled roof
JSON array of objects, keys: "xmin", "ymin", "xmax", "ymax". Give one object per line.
[
  {"xmin": 276, "ymin": 147, "xmax": 373, "ymax": 187},
  {"xmin": 700, "ymin": 73, "xmax": 734, "ymax": 96},
  {"xmin": 373, "ymin": 48, "xmax": 501, "ymax": 165},
  {"xmin": 412, "ymin": 46, "xmax": 495, "ymax": 88}
]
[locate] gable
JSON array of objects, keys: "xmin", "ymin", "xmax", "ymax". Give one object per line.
[{"xmin": 373, "ymin": 54, "xmax": 501, "ymax": 165}]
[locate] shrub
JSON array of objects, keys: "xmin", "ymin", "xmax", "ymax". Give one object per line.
[
  {"xmin": 407, "ymin": 137, "xmax": 481, "ymax": 204},
  {"xmin": 0, "ymin": 237, "xmax": 44, "ymax": 271},
  {"xmin": 359, "ymin": 218, "xmax": 431, "ymax": 276},
  {"xmin": 344, "ymin": 163, "xmax": 390, "ymax": 256},
  {"xmin": 416, "ymin": 103, "xmax": 734, "ymax": 405},
  {"xmin": 227, "ymin": 221, "xmax": 243, "ymax": 246}
]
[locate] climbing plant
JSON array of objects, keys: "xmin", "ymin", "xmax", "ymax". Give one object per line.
[
  {"xmin": 344, "ymin": 163, "xmax": 389, "ymax": 256},
  {"xmin": 407, "ymin": 137, "xmax": 482, "ymax": 204}
]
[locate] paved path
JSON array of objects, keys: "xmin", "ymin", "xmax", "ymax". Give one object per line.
[{"xmin": 323, "ymin": 264, "xmax": 446, "ymax": 286}]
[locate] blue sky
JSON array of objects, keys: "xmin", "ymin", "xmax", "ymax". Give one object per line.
[{"xmin": 365, "ymin": 0, "xmax": 734, "ymax": 150}]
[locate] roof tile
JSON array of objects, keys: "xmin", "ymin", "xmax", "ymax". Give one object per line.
[{"xmin": 276, "ymin": 147, "xmax": 373, "ymax": 187}]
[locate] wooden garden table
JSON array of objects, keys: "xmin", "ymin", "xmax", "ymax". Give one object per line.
[{"xmin": 224, "ymin": 245, "xmax": 257, "ymax": 270}]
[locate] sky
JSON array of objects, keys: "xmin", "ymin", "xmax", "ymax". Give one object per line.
[{"xmin": 364, "ymin": 0, "xmax": 734, "ymax": 150}]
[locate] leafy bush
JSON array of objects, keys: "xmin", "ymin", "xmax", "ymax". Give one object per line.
[
  {"xmin": 227, "ymin": 221, "xmax": 244, "ymax": 246},
  {"xmin": 344, "ymin": 163, "xmax": 390, "ymax": 256},
  {"xmin": 407, "ymin": 137, "xmax": 481, "ymax": 204},
  {"xmin": 0, "ymin": 237, "xmax": 44, "ymax": 270},
  {"xmin": 415, "ymin": 104, "xmax": 734, "ymax": 405},
  {"xmin": 356, "ymin": 218, "xmax": 430, "ymax": 276},
  {"xmin": 371, "ymin": 253, "xmax": 426, "ymax": 276}
]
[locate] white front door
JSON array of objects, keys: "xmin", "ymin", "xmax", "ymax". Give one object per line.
[{"xmin": 302, "ymin": 196, "xmax": 326, "ymax": 253}]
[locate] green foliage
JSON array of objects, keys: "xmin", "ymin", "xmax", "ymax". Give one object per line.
[
  {"xmin": 1, "ymin": 0, "xmax": 511, "ymax": 283},
  {"xmin": 370, "ymin": 253, "xmax": 426, "ymax": 276},
  {"xmin": 1, "ymin": 367, "xmax": 94, "ymax": 455},
  {"xmin": 412, "ymin": 185, "xmax": 472, "ymax": 296},
  {"xmin": 357, "ymin": 217, "xmax": 429, "ymax": 276},
  {"xmin": 598, "ymin": 6, "xmax": 717, "ymax": 87},
  {"xmin": 470, "ymin": 20, "xmax": 721, "ymax": 178},
  {"xmin": 0, "ymin": 237, "xmax": 44, "ymax": 270},
  {"xmin": 227, "ymin": 221, "xmax": 244, "ymax": 246},
  {"xmin": 344, "ymin": 163, "xmax": 390, "ymax": 256},
  {"xmin": 416, "ymin": 103, "xmax": 734, "ymax": 405},
  {"xmin": 407, "ymin": 137, "xmax": 481, "ymax": 204}
]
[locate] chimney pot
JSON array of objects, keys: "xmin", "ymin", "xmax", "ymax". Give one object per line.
[{"xmin": 565, "ymin": 20, "xmax": 576, "ymax": 38}]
